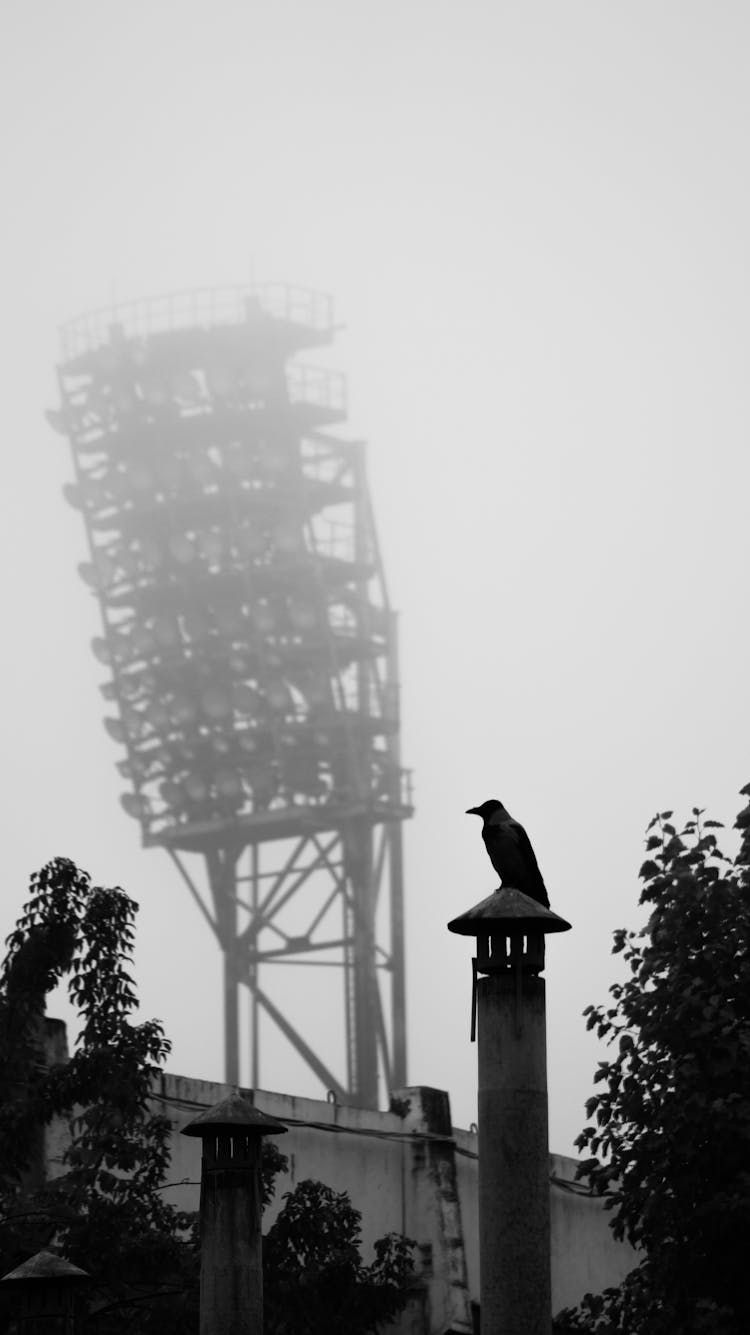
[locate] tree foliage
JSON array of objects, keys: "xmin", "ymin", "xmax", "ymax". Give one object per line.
[
  {"xmin": 0, "ymin": 857, "xmax": 198, "ymax": 1332},
  {"xmin": 555, "ymin": 782, "xmax": 750, "ymax": 1335},
  {"xmin": 264, "ymin": 1178, "xmax": 415, "ymax": 1335},
  {"xmin": 0, "ymin": 856, "xmax": 415, "ymax": 1335}
]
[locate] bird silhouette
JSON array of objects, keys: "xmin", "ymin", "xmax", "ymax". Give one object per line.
[{"xmin": 466, "ymin": 799, "xmax": 550, "ymax": 907}]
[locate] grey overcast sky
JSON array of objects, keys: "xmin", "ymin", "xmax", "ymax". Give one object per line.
[{"xmin": 0, "ymin": 0, "xmax": 748, "ymax": 1154}]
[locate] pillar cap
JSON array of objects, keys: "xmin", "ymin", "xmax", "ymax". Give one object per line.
[
  {"xmin": 1, "ymin": 1251, "xmax": 90, "ymax": 1284},
  {"xmin": 447, "ymin": 886, "xmax": 572, "ymax": 936},
  {"xmin": 181, "ymin": 1089, "xmax": 287, "ymax": 1138}
]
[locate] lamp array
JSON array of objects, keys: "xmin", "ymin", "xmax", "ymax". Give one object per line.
[{"xmin": 54, "ymin": 291, "xmax": 404, "ymax": 842}]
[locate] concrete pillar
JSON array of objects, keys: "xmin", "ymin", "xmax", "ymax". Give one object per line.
[
  {"xmin": 447, "ymin": 885, "xmax": 571, "ymax": 1335},
  {"xmin": 200, "ymin": 1133, "xmax": 263, "ymax": 1335},
  {"xmin": 478, "ymin": 972, "xmax": 551, "ymax": 1335},
  {"xmin": 181, "ymin": 1091, "xmax": 286, "ymax": 1335}
]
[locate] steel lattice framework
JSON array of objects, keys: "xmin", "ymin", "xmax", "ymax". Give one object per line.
[{"xmin": 49, "ymin": 285, "xmax": 412, "ymax": 1107}]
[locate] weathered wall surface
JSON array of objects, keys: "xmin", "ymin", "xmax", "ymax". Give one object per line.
[
  {"xmin": 155, "ymin": 1073, "xmax": 637, "ymax": 1328},
  {"xmin": 39, "ymin": 1023, "xmax": 636, "ymax": 1330},
  {"xmin": 549, "ymin": 1153, "xmax": 637, "ymax": 1314}
]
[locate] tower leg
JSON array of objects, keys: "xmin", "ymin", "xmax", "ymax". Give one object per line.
[
  {"xmin": 389, "ymin": 822, "xmax": 408, "ymax": 1088},
  {"xmin": 224, "ymin": 952, "xmax": 240, "ymax": 1087},
  {"xmin": 345, "ymin": 818, "xmax": 379, "ymax": 1107}
]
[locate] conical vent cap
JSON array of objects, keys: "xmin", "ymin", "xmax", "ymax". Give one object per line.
[
  {"xmin": 2, "ymin": 1251, "xmax": 90, "ymax": 1284},
  {"xmin": 447, "ymin": 885, "xmax": 572, "ymax": 936},
  {"xmin": 181, "ymin": 1089, "xmax": 287, "ymax": 1138}
]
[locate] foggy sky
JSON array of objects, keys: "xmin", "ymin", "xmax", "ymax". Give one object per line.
[{"xmin": 1, "ymin": 0, "xmax": 748, "ymax": 1154}]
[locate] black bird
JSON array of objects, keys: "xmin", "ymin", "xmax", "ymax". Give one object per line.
[{"xmin": 466, "ymin": 799, "xmax": 550, "ymax": 907}]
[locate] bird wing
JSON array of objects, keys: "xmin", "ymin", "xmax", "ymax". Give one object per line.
[{"xmin": 507, "ymin": 817, "xmax": 542, "ymax": 873}]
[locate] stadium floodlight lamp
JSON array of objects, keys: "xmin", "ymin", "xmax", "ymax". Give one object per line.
[
  {"xmin": 123, "ymin": 459, "xmax": 155, "ymax": 493},
  {"xmin": 274, "ymin": 523, "xmax": 303, "ymax": 554},
  {"xmin": 187, "ymin": 455, "xmax": 218, "ymax": 488},
  {"xmin": 200, "ymin": 685, "xmax": 231, "ymax": 721},
  {"xmin": 117, "ymin": 756, "xmax": 162, "ymax": 782},
  {"xmin": 131, "ymin": 626, "xmax": 156, "ymax": 657},
  {"xmin": 168, "ymin": 534, "xmax": 195, "ymax": 565},
  {"xmin": 115, "ymin": 551, "xmax": 138, "ymax": 581},
  {"xmin": 185, "ymin": 774, "xmax": 208, "ymax": 803},
  {"xmin": 236, "ymin": 525, "xmax": 267, "ymax": 557},
  {"xmin": 104, "ymin": 717, "xmax": 126, "ymax": 743},
  {"xmin": 172, "ymin": 370, "xmax": 203, "ymax": 404},
  {"xmin": 118, "ymin": 676, "xmax": 142, "ymax": 702},
  {"xmin": 45, "ymin": 408, "xmax": 68, "ymax": 435},
  {"xmin": 152, "ymin": 616, "xmax": 181, "ymax": 649},
  {"xmin": 144, "ymin": 702, "xmax": 170, "ymax": 731},
  {"xmin": 153, "ymin": 455, "xmax": 184, "ymax": 493},
  {"xmin": 253, "ymin": 602, "xmax": 275, "ymax": 634},
  {"xmin": 120, "ymin": 706, "xmax": 147, "ymax": 742},
  {"xmin": 168, "ymin": 693, "xmax": 197, "ymax": 726},
  {"xmin": 232, "ymin": 683, "xmax": 259, "ymax": 715},
  {"xmin": 77, "ymin": 562, "xmax": 99, "ymax": 589},
  {"xmin": 199, "ymin": 531, "xmax": 224, "ymax": 564},
  {"xmin": 205, "ymin": 365, "xmax": 234, "ymax": 397},
  {"xmin": 91, "ymin": 637, "xmax": 111, "ymax": 665},
  {"xmin": 135, "ymin": 537, "xmax": 163, "ymax": 571},
  {"xmin": 215, "ymin": 604, "xmax": 244, "ymax": 635},
  {"xmin": 228, "ymin": 650, "xmax": 250, "ymax": 675},
  {"xmin": 289, "ymin": 602, "xmax": 317, "ymax": 631},
  {"xmin": 182, "ymin": 607, "xmax": 213, "ymax": 641},
  {"xmin": 120, "ymin": 792, "xmax": 147, "ymax": 820},
  {"xmin": 159, "ymin": 779, "xmax": 183, "ymax": 806},
  {"xmin": 266, "ymin": 681, "xmax": 292, "ymax": 713},
  {"xmin": 258, "ymin": 441, "xmax": 289, "ymax": 477},
  {"xmin": 216, "ymin": 770, "xmax": 242, "ymax": 799}
]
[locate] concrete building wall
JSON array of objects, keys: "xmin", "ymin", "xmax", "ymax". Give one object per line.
[
  {"xmin": 153, "ymin": 1072, "xmax": 637, "ymax": 1329},
  {"xmin": 39, "ymin": 1024, "xmax": 636, "ymax": 1330}
]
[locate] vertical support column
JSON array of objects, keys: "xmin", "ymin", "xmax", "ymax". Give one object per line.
[
  {"xmin": 250, "ymin": 842, "xmax": 260, "ymax": 1089},
  {"xmin": 207, "ymin": 845, "xmax": 241, "ymax": 1087},
  {"xmin": 223, "ymin": 953, "xmax": 240, "ymax": 1088},
  {"xmin": 344, "ymin": 816, "xmax": 379, "ymax": 1107},
  {"xmin": 389, "ymin": 821, "xmax": 408, "ymax": 1088},
  {"xmin": 478, "ymin": 971, "xmax": 551, "ymax": 1335},
  {"xmin": 387, "ymin": 608, "xmax": 408, "ymax": 1090}
]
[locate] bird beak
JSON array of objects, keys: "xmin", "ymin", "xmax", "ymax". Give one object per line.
[{"xmin": 465, "ymin": 807, "xmax": 479, "ymax": 815}]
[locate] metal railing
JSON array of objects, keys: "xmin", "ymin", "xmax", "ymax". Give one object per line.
[{"xmin": 60, "ymin": 284, "xmax": 334, "ymax": 362}]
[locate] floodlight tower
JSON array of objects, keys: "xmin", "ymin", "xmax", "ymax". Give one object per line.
[{"xmin": 49, "ymin": 286, "xmax": 412, "ymax": 1108}]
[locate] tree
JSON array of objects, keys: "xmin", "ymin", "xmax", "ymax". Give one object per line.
[
  {"xmin": 0, "ymin": 857, "xmax": 198, "ymax": 1333},
  {"xmin": 263, "ymin": 1178, "xmax": 415, "ymax": 1335},
  {"xmin": 0, "ymin": 857, "xmax": 415, "ymax": 1335},
  {"xmin": 554, "ymin": 782, "xmax": 750, "ymax": 1335}
]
